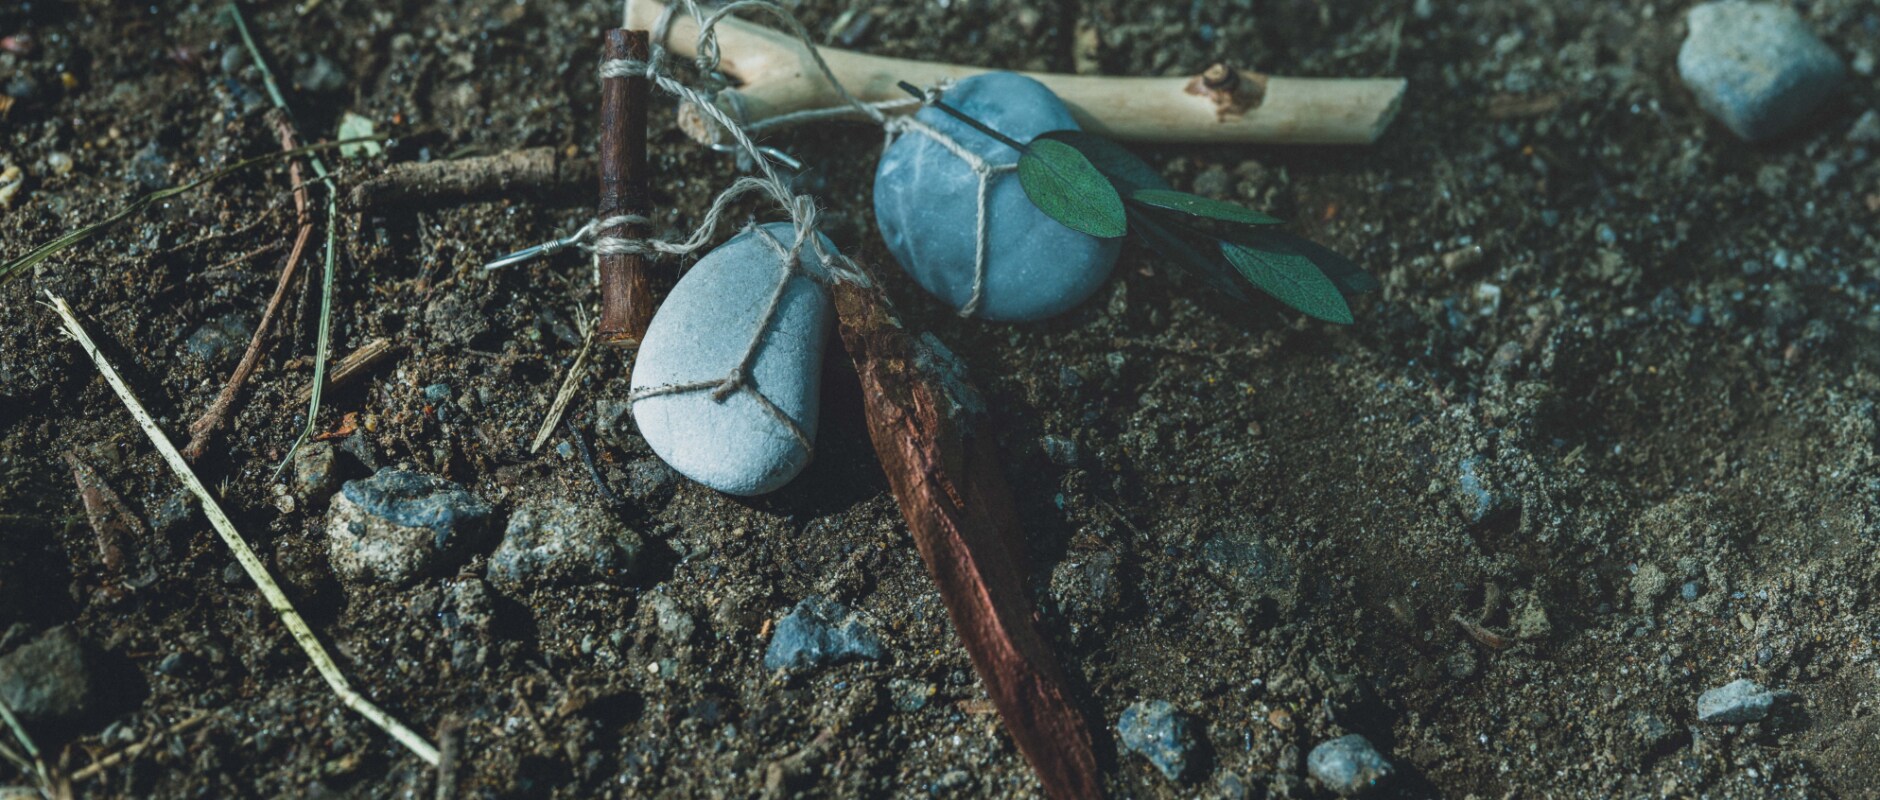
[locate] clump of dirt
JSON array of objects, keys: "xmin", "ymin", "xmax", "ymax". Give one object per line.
[{"xmin": 3, "ymin": 0, "xmax": 1879, "ymax": 797}]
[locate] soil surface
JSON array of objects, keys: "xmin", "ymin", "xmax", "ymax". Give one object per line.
[{"xmin": 3, "ymin": 0, "xmax": 1879, "ymax": 797}]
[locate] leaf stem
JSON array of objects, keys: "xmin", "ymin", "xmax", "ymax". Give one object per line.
[{"xmin": 897, "ymin": 81, "xmax": 1029, "ymax": 154}]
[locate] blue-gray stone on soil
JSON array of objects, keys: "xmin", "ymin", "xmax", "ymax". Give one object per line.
[
  {"xmin": 0, "ymin": 626, "xmax": 100, "ymax": 725},
  {"xmin": 486, "ymin": 496, "xmax": 643, "ymax": 591},
  {"xmin": 1308, "ymin": 734, "xmax": 1396, "ymax": 796},
  {"xmin": 1118, "ymin": 700, "xmax": 1206, "ymax": 782},
  {"xmin": 874, "ymin": 72, "xmax": 1121, "ymax": 322},
  {"xmin": 326, "ymin": 468, "xmax": 494, "ymax": 585},
  {"xmin": 1697, "ymin": 678, "xmax": 1794, "ymax": 723},
  {"xmin": 1677, "ymin": 2, "xmax": 1845, "ymax": 142},
  {"xmin": 630, "ymin": 223, "xmax": 833, "ymax": 496},
  {"xmin": 762, "ymin": 596, "xmax": 884, "ymax": 671}
]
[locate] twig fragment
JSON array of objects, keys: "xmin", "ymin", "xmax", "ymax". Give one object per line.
[
  {"xmin": 62, "ymin": 453, "xmax": 147, "ymax": 577},
  {"xmin": 345, "ymin": 148, "xmax": 594, "ymax": 211},
  {"xmin": 68, "ymin": 711, "xmax": 211, "ymax": 783},
  {"xmin": 292, "ymin": 337, "xmax": 399, "ymax": 405},
  {"xmin": 44, "ymin": 292, "xmax": 441, "ymax": 766},
  {"xmin": 530, "ymin": 325, "xmax": 596, "ymax": 454}
]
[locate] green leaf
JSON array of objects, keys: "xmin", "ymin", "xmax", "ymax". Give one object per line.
[
  {"xmin": 1016, "ymin": 138, "xmax": 1127, "ymax": 238},
  {"xmin": 1130, "ymin": 210, "xmax": 1249, "ymax": 301},
  {"xmin": 1034, "ymin": 130, "xmax": 1170, "ymax": 194},
  {"xmin": 1129, "ymin": 188, "xmax": 1281, "ymax": 226},
  {"xmin": 1220, "ymin": 241, "xmax": 1354, "ymax": 324},
  {"xmin": 337, "ymin": 112, "xmax": 383, "ymax": 159},
  {"xmin": 1235, "ymin": 229, "xmax": 1380, "ymax": 296}
]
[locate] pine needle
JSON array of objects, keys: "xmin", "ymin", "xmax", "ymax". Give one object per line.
[{"xmin": 43, "ymin": 292, "xmax": 441, "ymax": 766}]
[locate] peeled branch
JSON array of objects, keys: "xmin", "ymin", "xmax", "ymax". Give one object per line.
[{"xmin": 627, "ymin": 0, "xmax": 1405, "ymax": 145}]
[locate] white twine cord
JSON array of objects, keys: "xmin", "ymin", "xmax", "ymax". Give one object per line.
[{"xmin": 884, "ymin": 113, "xmax": 1013, "ymax": 319}]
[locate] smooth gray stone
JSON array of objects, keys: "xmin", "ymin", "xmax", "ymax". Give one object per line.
[
  {"xmin": 1307, "ymin": 734, "xmax": 1396, "ymax": 796},
  {"xmin": 631, "ymin": 223, "xmax": 832, "ymax": 496},
  {"xmin": 874, "ymin": 72, "xmax": 1120, "ymax": 322},
  {"xmin": 1678, "ymin": 2, "xmax": 1845, "ymax": 141}
]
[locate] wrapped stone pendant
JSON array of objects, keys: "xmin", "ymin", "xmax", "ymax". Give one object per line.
[
  {"xmin": 874, "ymin": 72, "xmax": 1121, "ymax": 322},
  {"xmin": 629, "ymin": 223, "xmax": 834, "ymax": 495}
]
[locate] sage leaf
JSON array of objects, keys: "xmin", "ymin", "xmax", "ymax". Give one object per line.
[
  {"xmin": 1130, "ymin": 188, "xmax": 1281, "ymax": 226},
  {"xmin": 1236, "ymin": 229, "xmax": 1380, "ymax": 296},
  {"xmin": 1035, "ymin": 130, "xmax": 1170, "ymax": 194},
  {"xmin": 1016, "ymin": 138, "xmax": 1128, "ymax": 239},
  {"xmin": 1220, "ymin": 241, "xmax": 1354, "ymax": 324}
]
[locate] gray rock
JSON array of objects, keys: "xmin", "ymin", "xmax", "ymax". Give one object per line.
[
  {"xmin": 183, "ymin": 312, "xmax": 251, "ymax": 367},
  {"xmin": 486, "ymin": 496, "xmax": 642, "ymax": 591},
  {"xmin": 1040, "ymin": 434, "xmax": 1079, "ymax": 467},
  {"xmin": 621, "ymin": 457, "xmax": 678, "ymax": 507},
  {"xmin": 325, "ymin": 469, "xmax": 494, "ymax": 585},
  {"xmin": 292, "ymin": 441, "xmax": 341, "ymax": 503},
  {"xmin": 1848, "ymin": 110, "xmax": 1880, "ymax": 144},
  {"xmin": 1697, "ymin": 678, "xmax": 1794, "ymax": 723},
  {"xmin": 0, "ymin": 626, "xmax": 98, "ymax": 725},
  {"xmin": 648, "ymin": 594, "xmax": 696, "ymax": 643},
  {"xmin": 1308, "ymin": 734, "xmax": 1395, "ymax": 796},
  {"xmin": 762, "ymin": 596, "xmax": 884, "ymax": 671},
  {"xmin": 1118, "ymin": 700, "xmax": 1206, "ymax": 782},
  {"xmin": 1678, "ymin": 2, "xmax": 1845, "ymax": 141},
  {"xmin": 294, "ymin": 54, "xmax": 347, "ymax": 93},
  {"xmin": 630, "ymin": 223, "xmax": 833, "ymax": 496},
  {"xmin": 874, "ymin": 72, "xmax": 1121, "ymax": 321},
  {"xmin": 890, "ymin": 678, "xmax": 934, "ymax": 712}
]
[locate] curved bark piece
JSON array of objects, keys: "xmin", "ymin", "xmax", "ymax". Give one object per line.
[{"xmin": 833, "ymin": 278, "xmax": 1102, "ymax": 800}]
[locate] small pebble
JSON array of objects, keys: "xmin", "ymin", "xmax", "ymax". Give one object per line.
[
  {"xmin": 890, "ymin": 677, "xmax": 934, "ymax": 712},
  {"xmin": 874, "ymin": 72, "xmax": 1121, "ymax": 321},
  {"xmin": 292, "ymin": 441, "xmax": 342, "ymax": 503},
  {"xmin": 1307, "ymin": 734, "xmax": 1396, "ymax": 796},
  {"xmin": 648, "ymin": 594, "xmax": 696, "ymax": 643},
  {"xmin": 1697, "ymin": 678, "xmax": 1794, "ymax": 723},
  {"xmin": 325, "ymin": 469, "xmax": 495, "ymax": 585},
  {"xmin": 4, "ymin": 73, "xmax": 40, "ymax": 103},
  {"xmin": 294, "ymin": 53, "xmax": 346, "ymax": 93},
  {"xmin": 183, "ymin": 312, "xmax": 252, "ymax": 367},
  {"xmin": 1040, "ymin": 434, "xmax": 1079, "ymax": 467},
  {"xmin": 1677, "ymin": 2, "xmax": 1845, "ymax": 141},
  {"xmin": 423, "ymin": 383, "xmax": 451, "ymax": 402},
  {"xmin": 762, "ymin": 596, "xmax": 885, "ymax": 671},
  {"xmin": 1117, "ymin": 700, "xmax": 1206, "ymax": 782},
  {"xmin": 486, "ymin": 496, "xmax": 643, "ymax": 591},
  {"xmin": 1847, "ymin": 110, "xmax": 1880, "ymax": 144},
  {"xmin": 0, "ymin": 626, "xmax": 99, "ymax": 725},
  {"xmin": 630, "ymin": 223, "xmax": 833, "ymax": 496}
]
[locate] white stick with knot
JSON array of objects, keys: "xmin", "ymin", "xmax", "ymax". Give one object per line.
[{"xmin": 627, "ymin": 0, "xmax": 1406, "ymax": 145}]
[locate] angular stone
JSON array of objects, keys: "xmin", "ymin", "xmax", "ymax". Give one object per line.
[
  {"xmin": 1308, "ymin": 734, "xmax": 1395, "ymax": 796},
  {"xmin": 631, "ymin": 223, "xmax": 833, "ymax": 496},
  {"xmin": 1678, "ymin": 2, "xmax": 1845, "ymax": 141},
  {"xmin": 1697, "ymin": 678, "xmax": 1794, "ymax": 723},
  {"xmin": 1118, "ymin": 700, "xmax": 1206, "ymax": 782},
  {"xmin": 874, "ymin": 72, "xmax": 1120, "ymax": 321},
  {"xmin": 762, "ymin": 596, "xmax": 884, "ymax": 671},
  {"xmin": 326, "ymin": 468, "xmax": 494, "ymax": 585},
  {"xmin": 486, "ymin": 496, "xmax": 643, "ymax": 591}
]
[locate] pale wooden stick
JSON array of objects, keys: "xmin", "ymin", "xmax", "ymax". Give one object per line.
[
  {"xmin": 43, "ymin": 293, "xmax": 442, "ymax": 767},
  {"xmin": 628, "ymin": 0, "xmax": 1405, "ymax": 145},
  {"xmin": 531, "ymin": 322, "xmax": 598, "ymax": 454}
]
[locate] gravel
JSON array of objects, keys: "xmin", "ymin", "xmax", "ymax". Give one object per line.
[{"xmin": 1117, "ymin": 700, "xmax": 1206, "ymax": 782}]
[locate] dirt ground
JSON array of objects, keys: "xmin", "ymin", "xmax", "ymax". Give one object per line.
[{"xmin": 3, "ymin": 0, "xmax": 1879, "ymax": 796}]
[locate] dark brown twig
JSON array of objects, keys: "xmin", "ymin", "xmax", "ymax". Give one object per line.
[
  {"xmin": 833, "ymin": 278, "xmax": 1102, "ymax": 800},
  {"xmin": 345, "ymin": 148, "xmax": 595, "ymax": 211},
  {"xmin": 185, "ymin": 112, "xmax": 317, "ymax": 459},
  {"xmin": 291, "ymin": 337, "xmax": 399, "ymax": 405},
  {"xmin": 62, "ymin": 452, "xmax": 147, "ymax": 577},
  {"xmin": 596, "ymin": 29, "xmax": 655, "ymax": 346}
]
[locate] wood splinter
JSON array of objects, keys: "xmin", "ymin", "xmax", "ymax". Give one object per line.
[
  {"xmin": 596, "ymin": 28, "xmax": 657, "ymax": 347},
  {"xmin": 627, "ymin": 0, "xmax": 1406, "ymax": 145}
]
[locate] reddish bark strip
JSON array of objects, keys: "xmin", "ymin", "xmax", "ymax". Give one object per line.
[
  {"xmin": 596, "ymin": 28, "xmax": 655, "ymax": 346},
  {"xmin": 833, "ymin": 280, "xmax": 1102, "ymax": 800}
]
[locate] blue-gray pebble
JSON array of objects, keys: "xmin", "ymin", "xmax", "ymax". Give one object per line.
[
  {"xmin": 762, "ymin": 596, "xmax": 884, "ymax": 671},
  {"xmin": 1678, "ymin": 2, "xmax": 1845, "ymax": 142},
  {"xmin": 631, "ymin": 223, "xmax": 833, "ymax": 496},
  {"xmin": 1308, "ymin": 734, "xmax": 1395, "ymax": 796},
  {"xmin": 874, "ymin": 72, "xmax": 1120, "ymax": 322},
  {"xmin": 1117, "ymin": 700, "xmax": 1206, "ymax": 782}
]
